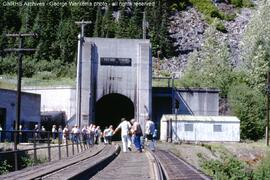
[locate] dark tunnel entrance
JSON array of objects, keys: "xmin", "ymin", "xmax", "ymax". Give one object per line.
[{"xmin": 95, "ymin": 93, "xmax": 134, "ymax": 140}]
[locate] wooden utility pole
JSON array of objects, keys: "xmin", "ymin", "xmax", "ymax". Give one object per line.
[
  {"xmin": 75, "ymin": 20, "xmax": 91, "ymax": 128},
  {"xmin": 4, "ymin": 33, "xmax": 37, "ymax": 170},
  {"xmin": 266, "ymin": 72, "xmax": 270, "ymax": 146}
]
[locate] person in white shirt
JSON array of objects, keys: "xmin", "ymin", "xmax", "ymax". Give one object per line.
[
  {"xmin": 0, "ymin": 125, "xmax": 2, "ymax": 142},
  {"xmin": 113, "ymin": 118, "xmax": 131, "ymax": 152},
  {"xmin": 72, "ymin": 125, "xmax": 80, "ymax": 143},
  {"xmin": 58, "ymin": 125, "xmax": 63, "ymax": 143},
  {"xmin": 103, "ymin": 127, "xmax": 110, "ymax": 144},
  {"xmin": 63, "ymin": 125, "xmax": 69, "ymax": 143},
  {"xmin": 52, "ymin": 125, "xmax": 57, "ymax": 140},
  {"xmin": 108, "ymin": 125, "xmax": 114, "ymax": 144},
  {"xmin": 145, "ymin": 117, "xmax": 155, "ymax": 151}
]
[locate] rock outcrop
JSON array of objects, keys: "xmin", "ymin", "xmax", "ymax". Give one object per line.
[{"xmin": 153, "ymin": 3, "xmax": 253, "ymax": 75}]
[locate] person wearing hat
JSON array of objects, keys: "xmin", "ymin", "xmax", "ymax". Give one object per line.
[{"xmin": 113, "ymin": 118, "xmax": 132, "ymax": 152}]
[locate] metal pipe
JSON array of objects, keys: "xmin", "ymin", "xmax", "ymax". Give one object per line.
[{"xmin": 266, "ymin": 72, "xmax": 270, "ymax": 146}]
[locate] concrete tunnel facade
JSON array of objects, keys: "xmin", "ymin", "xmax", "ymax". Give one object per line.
[{"xmin": 77, "ymin": 38, "xmax": 152, "ymax": 131}]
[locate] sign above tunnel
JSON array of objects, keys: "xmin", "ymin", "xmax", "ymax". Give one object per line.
[{"xmin": 100, "ymin": 57, "xmax": 132, "ymax": 66}]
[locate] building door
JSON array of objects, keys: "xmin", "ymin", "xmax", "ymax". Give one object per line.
[
  {"xmin": 0, "ymin": 107, "xmax": 6, "ymax": 130},
  {"xmin": 0, "ymin": 107, "xmax": 6, "ymax": 141}
]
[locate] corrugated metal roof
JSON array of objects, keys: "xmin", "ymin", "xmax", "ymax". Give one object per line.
[{"xmin": 161, "ymin": 115, "xmax": 240, "ymax": 122}]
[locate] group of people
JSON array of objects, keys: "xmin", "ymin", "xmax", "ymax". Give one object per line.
[
  {"xmin": 114, "ymin": 117, "xmax": 157, "ymax": 153},
  {"xmin": 48, "ymin": 124, "xmax": 106, "ymax": 145},
  {"xmin": 2, "ymin": 117, "xmax": 157, "ymax": 152}
]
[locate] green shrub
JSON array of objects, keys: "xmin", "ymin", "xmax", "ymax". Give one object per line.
[
  {"xmin": 223, "ymin": 13, "xmax": 237, "ymax": 21},
  {"xmin": 190, "ymin": 0, "xmax": 222, "ymax": 18},
  {"xmin": 228, "ymin": 83, "xmax": 265, "ymax": 140},
  {"xmin": 170, "ymin": 3, "xmax": 178, "ymax": 12},
  {"xmin": 0, "ymin": 160, "xmax": 11, "ymax": 175},
  {"xmin": 242, "ymin": 0, "xmax": 254, "ymax": 7},
  {"xmin": 199, "ymin": 154, "xmax": 251, "ymax": 179},
  {"xmin": 35, "ymin": 71, "xmax": 57, "ymax": 80},
  {"xmin": 190, "ymin": 0, "xmax": 233, "ymax": 32},
  {"xmin": 215, "ymin": 21, "xmax": 227, "ymax": 33},
  {"xmin": 229, "ymin": 0, "xmax": 253, "ymax": 7},
  {"xmin": 230, "ymin": 0, "xmax": 243, "ymax": 7},
  {"xmin": 253, "ymin": 152, "xmax": 270, "ymax": 180},
  {"xmin": 210, "ymin": 10, "xmax": 223, "ymax": 19}
]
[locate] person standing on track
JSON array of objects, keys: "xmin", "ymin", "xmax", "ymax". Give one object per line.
[
  {"xmin": 131, "ymin": 119, "xmax": 143, "ymax": 152},
  {"xmin": 113, "ymin": 118, "xmax": 132, "ymax": 152},
  {"xmin": 108, "ymin": 125, "xmax": 114, "ymax": 144},
  {"xmin": 145, "ymin": 117, "xmax": 155, "ymax": 151}
]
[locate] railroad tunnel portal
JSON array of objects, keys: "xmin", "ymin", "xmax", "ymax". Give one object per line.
[{"xmin": 95, "ymin": 93, "xmax": 134, "ymax": 134}]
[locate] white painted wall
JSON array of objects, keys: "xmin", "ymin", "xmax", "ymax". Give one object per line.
[
  {"xmin": 160, "ymin": 115, "xmax": 240, "ymax": 142},
  {"xmin": 22, "ymin": 87, "xmax": 76, "ymax": 120}
]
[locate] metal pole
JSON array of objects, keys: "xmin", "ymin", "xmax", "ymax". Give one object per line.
[
  {"xmin": 13, "ymin": 131, "xmax": 18, "ymax": 171},
  {"xmin": 33, "ymin": 132, "xmax": 37, "ymax": 164},
  {"xmin": 72, "ymin": 135, "xmax": 75, "ymax": 155},
  {"xmin": 170, "ymin": 118, "xmax": 173, "ymax": 143},
  {"xmin": 172, "ymin": 75, "xmax": 175, "ymax": 114},
  {"xmin": 47, "ymin": 132, "xmax": 51, "ymax": 162},
  {"xmin": 167, "ymin": 120, "xmax": 169, "ymax": 142},
  {"xmin": 66, "ymin": 137, "xmax": 69, "ymax": 157},
  {"xmin": 175, "ymin": 108, "xmax": 178, "ymax": 142},
  {"xmin": 58, "ymin": 132, "xmax": 61, "ymax": 160},
  {"xmin": 266, "ymin": 72, "xmax": 270, "ymax": 146},
  {"xmin": 76, "ymin": 138, "xmax": 79, "ymax": 153}
]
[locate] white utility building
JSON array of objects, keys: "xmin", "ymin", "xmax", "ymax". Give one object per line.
[{"xmin": 160, "ymin": 115, "xmax": 240, "ymax": 142}]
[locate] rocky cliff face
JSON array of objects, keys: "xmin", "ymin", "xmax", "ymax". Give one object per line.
[{"xmin": 153, "ymin": 3, "xmax": 253, "ymax": 76}]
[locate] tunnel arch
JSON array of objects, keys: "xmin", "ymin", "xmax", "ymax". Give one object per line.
[{"xmin": 95, "ymin": 93, "xmax": 134, "ymax": 138}]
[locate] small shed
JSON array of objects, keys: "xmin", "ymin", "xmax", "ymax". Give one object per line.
[
  {"xmin": 0, "ymin": 88, "xmax": 41, "ymax": 131},
  {"xmin": 160, "ymin": 115, "xmax": 240, "ymax": 142}
]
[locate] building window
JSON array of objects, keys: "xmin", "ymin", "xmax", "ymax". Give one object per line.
[
  {"xmin": 213, "ymin": 125, "xmax": 222, "ymax": 132},
  {"xmin": 184, "ymin": 124, "xmax": 193, "ymax": 131}
]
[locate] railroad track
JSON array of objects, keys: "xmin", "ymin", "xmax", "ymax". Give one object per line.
[
  {"xmin": 1, "ymin": 144, "xmax": 211, "ymax": 180},
  {"xmin": 0, "ymin": 145, "xmax": 120, "ymax": 180},
  {"xmin": 151, "ymin": 149, "xmax": 211, "ymax": 180},
  {"xmin": 91, "ymin": 148, "xmax": 155, "ymax": 180}
]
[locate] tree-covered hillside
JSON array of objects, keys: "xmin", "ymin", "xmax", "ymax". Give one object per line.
[
  {"xmin": 0, "ymin": 0, "xmax": 253, "ymax": 78},
  {"xmin": 0, "ymin": 0, "xmax": 175, "ymax": 78}
]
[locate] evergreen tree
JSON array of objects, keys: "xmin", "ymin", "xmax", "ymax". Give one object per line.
[
  {"xmin": 116, "ymin": 5, "xmax": 131, "ymax": 38},
  {"xmin": 129, "ymin": 2, "xmax": 143, "ymax": 39},
  {"xmin": 32, "ymin": 2, "xmax": 62, "ymax": 60},
  {"xmin": 159, "ymin": 0, "xmax": 175, "ymax": 57},
  {"xmin": 101, "ymin": 6, "xmax": 116, "ymax": 38},
  {"xmin": 145, "ymin": 0, "xmax": 174, "ymax": 57},
  {"xmin": 93, "ymin": 7, "xmax": 103, "ymax": 37}
]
